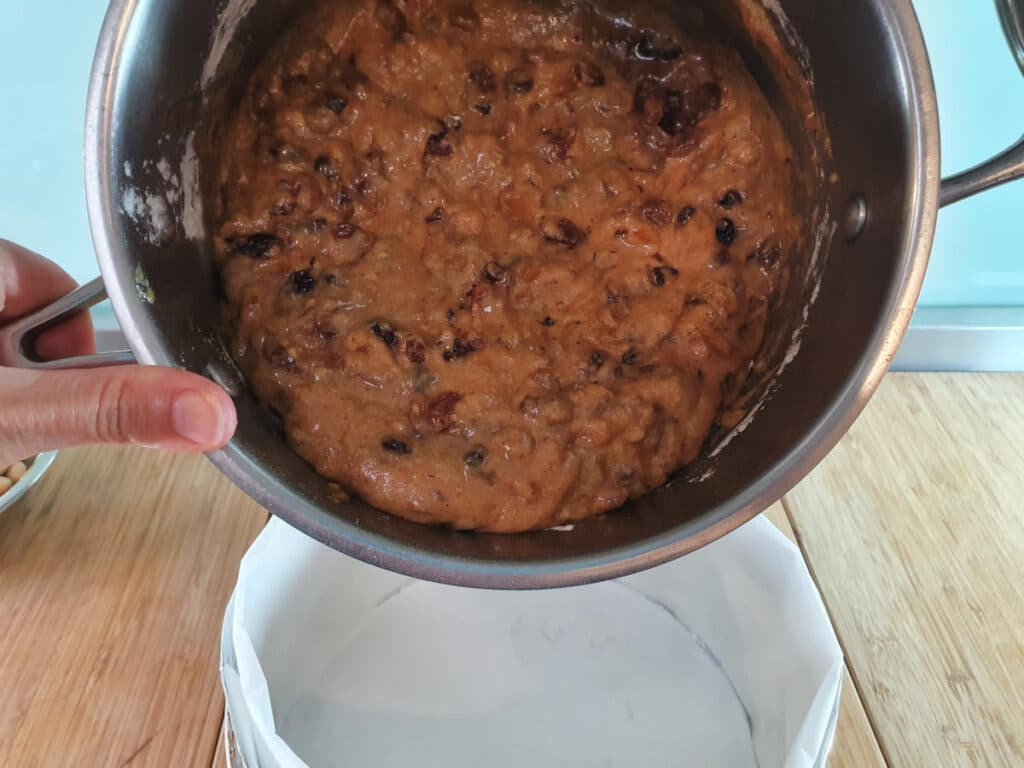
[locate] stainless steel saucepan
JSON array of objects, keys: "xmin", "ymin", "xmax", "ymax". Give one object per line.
[{"xmin": 3, "ymin": 0, "xmax": 1023, "ymax": 587}]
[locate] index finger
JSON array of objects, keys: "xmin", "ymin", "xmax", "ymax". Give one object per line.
[
  {"xmin": 0, "ymin": 239, "xmax": 96, "ymax": 359},
  {"xmin": 0, "ymin": 239, "xmax": 80, "ymax": 319}
]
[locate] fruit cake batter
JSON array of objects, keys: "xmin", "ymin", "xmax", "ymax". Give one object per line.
[{"xmin": 215, "ymin": 0, "xmax": 803, "ymax": 531}]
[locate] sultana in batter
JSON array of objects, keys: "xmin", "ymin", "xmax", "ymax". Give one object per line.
[{"xmin": 215, "ymin": 0, "xmax": 803, "ymax": 531}]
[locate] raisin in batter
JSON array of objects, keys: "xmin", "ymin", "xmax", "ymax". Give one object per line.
[{"xmin": 215, "ymin": 0, "xmax": 803, "ymax": 531}]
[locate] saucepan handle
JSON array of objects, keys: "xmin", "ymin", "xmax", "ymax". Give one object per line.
[
  {"xmin": 939, "ymin": 0, "xmax": 1024, "ymax": 207},
  {"xmin": 0, "ymin": 276, "xmax": 135, "ymax": 370}
]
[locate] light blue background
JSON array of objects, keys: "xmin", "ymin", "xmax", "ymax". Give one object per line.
[{"xmin": 1, "ymin": 0, "xmax": 1022, "ymax": 308}]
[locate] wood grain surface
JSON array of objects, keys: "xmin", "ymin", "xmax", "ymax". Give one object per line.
[
  {"xmin": 785, "ymin": 374, "xmax": 1024, "ymax": 767},
  {"xmin": 0, "ymin": 447, "xmax": 267, "ymax": 768},
  {"xmin": 5, "ymin": 373, "xmax": 1024, "ymax": 767},
  {"xmin": 763, "ymin": 504, "xmax": 886, "ymax": 768}
]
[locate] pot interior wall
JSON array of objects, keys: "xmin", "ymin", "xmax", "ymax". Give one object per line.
[{"xmin": 97, "ymin": 0, "xmax": 921, "ymax": 573}]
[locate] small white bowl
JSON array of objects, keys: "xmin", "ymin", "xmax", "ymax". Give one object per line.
[{"xmin": 0, "ymin": 452, "xmax": 58, "ymax": 514}]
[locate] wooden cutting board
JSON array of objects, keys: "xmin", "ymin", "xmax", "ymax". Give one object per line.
[{"xmin": 2, "ymin": 373, "xmax": 1022, "ymax": 767}]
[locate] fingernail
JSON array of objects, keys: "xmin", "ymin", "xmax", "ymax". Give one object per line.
[{"xmin": 171, "ymin": 391, "xmax": 228, "ymax": 446}]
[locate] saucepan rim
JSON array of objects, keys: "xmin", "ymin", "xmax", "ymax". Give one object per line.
[{"xmin": 82, "ymin": 0, "xmax": 939, "ymax": 588}]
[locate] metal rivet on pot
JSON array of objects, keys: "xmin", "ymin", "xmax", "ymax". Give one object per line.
[{"xmin": 844, "ymin": 196, "xmax": 868, "ymax": 240}]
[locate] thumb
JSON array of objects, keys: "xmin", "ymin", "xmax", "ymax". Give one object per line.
[{"xmin": 0, "ymin": 365, "xmax": 237, "ymax": 467}]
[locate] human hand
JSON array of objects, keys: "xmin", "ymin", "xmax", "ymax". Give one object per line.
[{"xmin": 0, "ymin": 239, "xmax": 237, "ymax": 467}]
